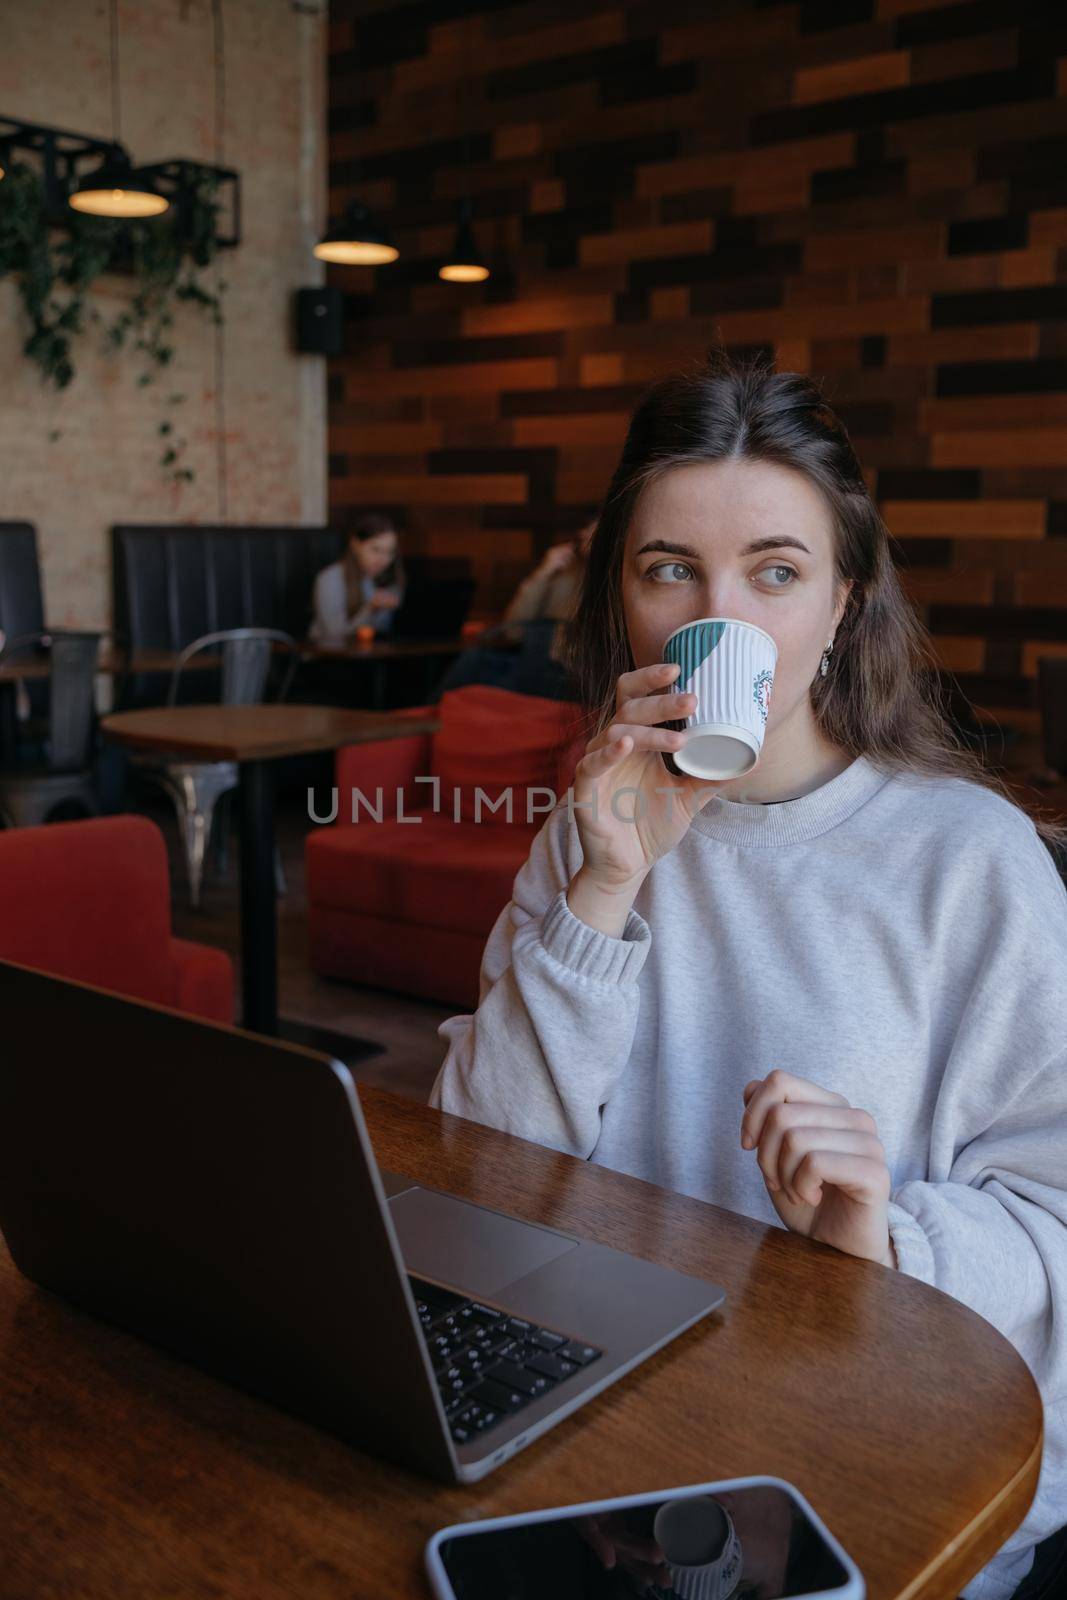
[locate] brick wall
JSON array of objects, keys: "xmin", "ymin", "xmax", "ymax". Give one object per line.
[
  {"xmin": 327, "ymin": 0, "xmax": 1067, "ymax": 733},
  {"xmin": 0, "ymin": 0, "xmax": 327, "ymax": 630}
]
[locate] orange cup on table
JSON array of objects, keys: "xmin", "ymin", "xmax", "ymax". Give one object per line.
[{"xmin": 355, "ymin": 625, "xmax": 376, "ymax": 644}]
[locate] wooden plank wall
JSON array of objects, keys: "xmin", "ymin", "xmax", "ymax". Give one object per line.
[{"xmin": 326, "ymin": 0, "xmax": 1067, "ymax": 732}]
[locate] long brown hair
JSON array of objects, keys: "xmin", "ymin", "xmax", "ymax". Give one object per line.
[
  {"xmin": 563, "ymin": 348, "xmax": 1067, "ymax": 854},
  {"xmin": 343, "ymin": 511, "xmax": 406, "ymax": 615}
]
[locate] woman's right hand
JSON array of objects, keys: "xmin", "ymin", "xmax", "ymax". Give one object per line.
[
  {"xmin": 569, "ymin": 661, "xmax": 723, "ymax": 895},
  {"xmin": 538, "ymin": 541, "xmax": 577, "ymax": 578}
]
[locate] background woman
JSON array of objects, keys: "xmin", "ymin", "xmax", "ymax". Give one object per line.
[
  {"xmin": 309, "ymin": 511, "xmax": 406, "ymax": 642},
  {"xmin": 430, "ymin": 516, "xmax": 596, "ymax": 701},
  {"xmin": 431, "ymin": 351, "xmax": 1067, "ymax": 1600}
]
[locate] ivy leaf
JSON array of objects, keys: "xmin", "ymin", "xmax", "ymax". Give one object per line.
[{"xmin": 0, "ymin": 157, "xmax": 225, "ymax": 483}]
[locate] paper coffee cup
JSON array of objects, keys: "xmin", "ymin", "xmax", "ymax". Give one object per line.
[
  {"xmin": 662, "ymin": 617, "xmax": 777, "ymax": 780},
  {"xmin": 652, "ymin": 1497, "xmax": 744, "ymax": 1600}
]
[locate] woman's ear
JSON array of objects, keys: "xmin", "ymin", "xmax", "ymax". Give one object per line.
[{"xmin": 834, "ymin": 578, "xmax": 855, "ymax": 631}]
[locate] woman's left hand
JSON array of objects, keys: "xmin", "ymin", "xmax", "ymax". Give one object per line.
[{"xmin": 741, "ymin": 1069, "xmax": 896, "ymax": 1267}]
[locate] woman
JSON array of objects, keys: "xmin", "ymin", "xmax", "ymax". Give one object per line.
[
  {"xmin": 309, "ymin": 512, "xmax": 406, "ymax": 642},
  {"xmin": 431, "ymin": 353, "xmax": 1067, "ymax": 1600},
  {"xmin": 431, "ymin": 518, "xmax": 596, "ymax": 701},
  {"xmin": 498, "ymin": 516, "xmax": 597, "ymax": 648}
]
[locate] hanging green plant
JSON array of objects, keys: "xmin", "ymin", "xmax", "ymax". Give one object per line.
[{"xmin": 0, "ymin": 160, "xmax": 225, "ymax": 484}]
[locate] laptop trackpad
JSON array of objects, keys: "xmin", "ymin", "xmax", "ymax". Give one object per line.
[{"xmin": 388, "ymin": 1186, "xmax": 579, "ymax": 1300}]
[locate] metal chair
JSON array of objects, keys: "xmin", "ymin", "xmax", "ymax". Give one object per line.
[
  {"xmin": 0, "ymin": 630, "xmax": 102, "ymax": 828},
  {"xmin": 131, "ymin": 629, "xmax": 299, "ymax": 908}
]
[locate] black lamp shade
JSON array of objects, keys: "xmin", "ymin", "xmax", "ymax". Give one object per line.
[
  {"xmin": 439, "ymin": 199, "xmax": 489, "ymax": 282},
  {"xmin": 314, "ymin": 199, "xmax": 398, "ymax": 266},
  {"xmin": 69, "ymin": 145, "xmax": 168, "ymax": 218}
]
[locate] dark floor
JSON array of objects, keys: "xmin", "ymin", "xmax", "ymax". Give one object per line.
[{"xmin": 157, "ymin": 785, "xmax": 455, "ymax": 1103}]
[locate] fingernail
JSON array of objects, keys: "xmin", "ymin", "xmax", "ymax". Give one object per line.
[
  {"xmin": 741, "ymin": 1133, "xmax": 752, "ymax": 1148},
  {"xmin": 768, "ymin": 1177, "xmax": 779, "ymax": 1190}
]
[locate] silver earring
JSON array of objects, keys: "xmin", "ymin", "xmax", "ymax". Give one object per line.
[{"xmin": 819, "ymin": 639, "xmax": 834, "ymax": 677}]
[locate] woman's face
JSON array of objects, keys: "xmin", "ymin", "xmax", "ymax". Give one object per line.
[
  {"xmin": 351, "ymin": 530, "xmax": 397, "ymax": 578},
  {"xmin": 621, "ymin": 458, "xmax": 852, "ymax": 740}
]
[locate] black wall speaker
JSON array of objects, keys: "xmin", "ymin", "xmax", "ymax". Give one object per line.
[{"xmin": 295, "ymin": 286, "xmax": 344, "ymax": 355}]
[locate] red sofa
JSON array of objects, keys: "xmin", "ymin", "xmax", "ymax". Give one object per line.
[
  {"xmin": 306, "ymin": 685, "xmax": 587, "ymax": 1009},
  {"xmin": 0, "ymin": 815, "xmax": 234, "ymax": 1024}
]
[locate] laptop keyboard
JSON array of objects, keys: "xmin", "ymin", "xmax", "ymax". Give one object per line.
[{"xmin": 409, "ymin": 1275, "xmax": 603, "ymax": 1446}]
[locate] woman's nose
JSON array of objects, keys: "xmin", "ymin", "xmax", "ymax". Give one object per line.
[{"xmin": 688, "ymin": 579, "xmax": 751, "ymax": 624}]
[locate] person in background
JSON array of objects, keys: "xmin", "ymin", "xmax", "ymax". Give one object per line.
[
  {"xmin": 309, "ymin": 513, "xmax": 406, "ymax": 642},
  {"xmin": 430, "ymin": 517, "xmax": 596, "ymax": 701},
  {"xmin": 498, "ymin": 516, "xmax": 597, "ymax": 660}
]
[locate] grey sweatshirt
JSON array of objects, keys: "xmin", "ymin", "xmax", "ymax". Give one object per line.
[{"xmin": 430, "ymin": 754, "xmax": 1067, "ymax": 1600}]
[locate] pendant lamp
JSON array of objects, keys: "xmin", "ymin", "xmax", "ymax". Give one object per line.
[
  {"xmin": 439, "ymin": 196, "xmax": 489, "ymax": 282},
  {"xmin": 314, "ymin": 198, "xmax": 398, "ymax": 265},
  {"xmin": 68, "ymin": 0, "xmax": 167, "ymax": 219},
  {"xmin": 69, "ymin": 143, "xmax": 168, "ymax": 218}
]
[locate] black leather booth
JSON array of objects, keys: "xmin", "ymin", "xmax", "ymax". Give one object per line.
[
  {"xmin": 0, "ymin": 523, "xmax": 48, "ymax": 744},
  {"xmin": 112, "ymin": 524, "xmax": 345, "ymax": 707},
  {"xmin": 0, "ymin": 523, "xmax": 45, "ymax": 642},
  {"xmin": 112, "ymin": 524, "xmax": 476, "ymax": 711}
]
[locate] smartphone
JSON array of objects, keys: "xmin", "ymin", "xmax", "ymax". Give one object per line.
[{"xmin": 425, "ymin": 1475, "xmax": 864, "ymax": 1600}]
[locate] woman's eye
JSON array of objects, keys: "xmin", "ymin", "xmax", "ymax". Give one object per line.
[
  {"xmin": 649, "ymin": 562, "xmax": 694, "ymax": 583},
  {"xmin": 760, "ymin": 565, "xmax": 797, "ymax": 587}
]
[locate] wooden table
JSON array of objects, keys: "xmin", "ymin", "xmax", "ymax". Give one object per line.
[
  {"xmin": 304, "ymin": 635, "xmax": 466, "ymax": 662},
  {"xmin": 0, "ymin": 641, "xmax": 461, "ymax": 687},
  {"xmin": 128, "ymin": 640, "xmax": 464, "ymax": 713},
  {"xmin": 102, "ymin": 706, "xmax": 439, "ymax": 1043},
  {"xmin": 299, "ymin": 635, "xmax": 465, "ymax": 709},
  {"xmin": 0, "ymin": 648, "xmax": 226, "ymax": 685},
  {"xmin": 0, "ymin": 649, "xmax": 220, "ymax": 765},
  {"xmin": 0, "ymin": 1089, "xmax": 1041, "ymax": 1600}
]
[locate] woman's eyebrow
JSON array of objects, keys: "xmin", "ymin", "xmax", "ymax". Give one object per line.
[
  {"xmin": 741, "ymin": 535, "xmax": 812, "ymax": 556},
  {"xmin": 634, "ymin": 538, "xmax": 700, "ymax": 558},
  {"xmin": 634, "ymin": 535, "xmax": 812, "ymax": 558}
]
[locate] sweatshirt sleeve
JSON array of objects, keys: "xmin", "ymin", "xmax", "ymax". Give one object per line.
[
  {"xmin": 429, "ymin": 802, "xmax": 652, "ymax": 1157},
  {"xmin": 311, "ymin": 564, "xmax": 367, "ymax": 640},
  {"xmin": 886, "ymin": 808, "xmax": 1067, "ymax": 1566}
]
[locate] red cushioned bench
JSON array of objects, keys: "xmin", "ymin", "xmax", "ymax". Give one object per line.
[
  {"xmin": 0, "ymin": 814, "xmax": 234, "ymax": 1024},
  {"xmin": 305, "ymin": 685, "xmax": 587, "ymax": 1010}
]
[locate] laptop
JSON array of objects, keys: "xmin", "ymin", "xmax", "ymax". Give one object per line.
[
  {"xmin": 0, "ymin": 961, "xmax": 726, "ymax": 1484},
  {"xmin": 390, "ymin": 575, "xmax": 476, "ymax": 640}
]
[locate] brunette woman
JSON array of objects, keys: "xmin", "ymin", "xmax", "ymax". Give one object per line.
[
  {"xmin": 431, "ymin": 352, "xmax": 1067, "ymax": 1600},
  {"xmin": 310, "ymin": 512, "xmax": 406, "ymax": 642}
]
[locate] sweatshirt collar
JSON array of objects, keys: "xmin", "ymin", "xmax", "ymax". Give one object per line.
[{"xmin": 687, "ymin": 754, "xmax": 893, "ymax": 847}]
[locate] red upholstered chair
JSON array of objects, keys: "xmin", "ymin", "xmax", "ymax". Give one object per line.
[
  {"xmin": 305, "ymin": 685, "xmax": 588, "ymax": 1009},
  {"xmin": 0, "ymin": 814, "xmax": 234, "ymax": 1024}
]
